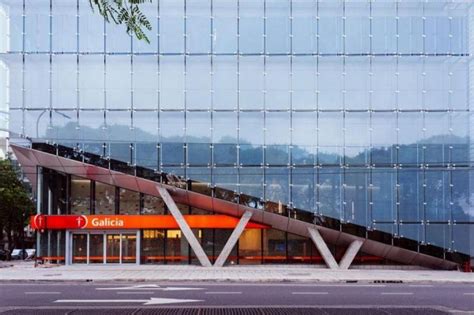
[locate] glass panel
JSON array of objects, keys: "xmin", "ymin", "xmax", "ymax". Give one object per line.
[
  {"xmin": 159, "ymin": 0, "xmax": 184, "ymax": 53},
  {"xmin": 213, "ymin": 56, "xmax": 237, "ymax": 110},
  {"xmin": 265, "ymin": 167, "xmax": 289, "ymax": 204},
  {"xmin": 25, "ymin": 55, "xmax": 49, "ymax": 109},
  {"xmin": 52, "ymin": 55, "xmax": 77, "ymax": 109},
  {"xmin": 165, "ymin": 229, "xmax": 187, "ymax": 264},
  {"xmin": 121, "ymin": 234, "xmax": 136, "ymax": 264},
  {"xmin": 371, "ymin": 2, "xmax": 396, "ymax": 54},
  {"xmin": 70, "ymin": 176, "xmax": 90, "ymax": 215},
  {"xmin": 106, "ymin": 55, "xmax": 131, "ymax": 109},
  {"xmin": 72, "ymin": 234, "xmax": 87, "ymax": 264},
  {"xmin": 265, "ymin": 56, "xmax": 290, "ymax": 110},
  {"xmin": 52, "ymin": 0, "xmax": 77, "ymax": 52},
  {"xmin": 186, "ymin": 56, "xmax": 211, "ymax": 110},
  {"xmin": 371, "ymin": 169, "xmax": 396, "ymax": 222},
  {"xmin": 398, "ymin": 57, "xmax": 423, "ymax": 110},
  {"xmin": 344, "ymin": 169, "xmax": 368, "ymax": 226},
  {"xmin": 265, "ymin": 0, "xmax": 290, "ymax": 54},
  {"xmin": 371, "ymin": 112, "xmax": 396, "ymax": 165},
  {"xmin": 89, "ymin": 234, "xmax": 104, "ymax": 264},
  {"xmin": 292, "ymin": 56, "xmax": 316, "ymax": 110},
  {"xmin": 213, "ymin": 0, "xmax": 237, "ymax": 54},
  {"xmin": 142, "ymin": 195, "xmax": 165, "ymax": 215},
  {"xmin": 345, "ymin": 2, "xmax": 370, "ymax": 54},
  {"xmin": 399, "ymin": 169, "xmax": 422, "ymax": 222},
  {"xmin": 239, "ymin": 167, "xmax": 263, "ymax": 198},
  {"xmin": 345, "ymin": 57, "xmax": 370, "ymax": 110},
  {"xmin": 79, "ymin": 0, "xmax": 104, "ymax": 52},
  {"xmin": 186, "ymin": 0, "xmax": 210, "ymax": 53},
  {"xmin": 262, "ymin": 229, "xmax": 286, "ymax": 263},
  {"xmin": 160, "ymin": 56, "xmax": 184, "ymax": 109},
  {"xmin": 398, "ymin": 3, "xmax": 423, "ymax": 54},
  {"xmin": 239, "ymin": 0, "xmax": 263, "ymax": 54},
  {"xmin": 266, "ymin": 111, "xmax": 290, "ymax": 146},
  {"xmin": 95, "ymin": 182, "xmax": 116, "ymax": 215},
  {"xmin": 292, "ymin": 0, "xmax": 316, "ymax": 54},
  {"xmin": 79, "ymin": 55, "xmax": 104, "ymax": 109},
  {"xmin": 239, "ymin": 229, "xmax": 261, "ymax": 264},
  {"xmin": 106, "ymin": 234, "xmax": 120, "ymax": 263},
  {"xmin": 239, "ymin": 56, "xmax": 264, "ymax": 109},
  {"xmin": 318, "ymin": 167, "xmax": 342, "ymax": 218},
  {"xmin": 318, "ymin": 57, "xmax": 343, "ymax": 110},
  {"xmin": 132, "ymin": 1, "xmax": 158, "ymax": 53},
  {"xmin": 133, "ymin": 56, "xmax": 158, "ymax": 110},
  {"xmin": 371, "ymin": 57, "xmax": 396, "ymax": 110},
  {"xmin": 141, "ymin": 230, "xmax": 165, "ymax": 264},
  {"xmin": 240, "ymin": 111, "xmax": 263, "ymax": 145},
  {"xmin": 119, "ymin": 188, "xmax": 140, "ymax": 214},
  {"xmin": 292, "ymin": 168, "xmax": 315, "ymax": 212},
  {"xmin": 25, "ymin": 0, "xmax": 49, "ymax": 52},
  {"xmin": 318, "ymin": 2, "xmax": 343, "ymax": 54}
]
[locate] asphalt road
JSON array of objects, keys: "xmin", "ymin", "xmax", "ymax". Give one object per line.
[{"xmin": 1, "ymin": 282, "xmax": 473, "ymax": 314}]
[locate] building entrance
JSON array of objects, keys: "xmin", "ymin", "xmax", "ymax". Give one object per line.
[{"xmin": 70, "ymin": 231, "xmax": 139, "ymax": 264}]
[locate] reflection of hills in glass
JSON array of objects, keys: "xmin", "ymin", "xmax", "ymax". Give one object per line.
[{"xmin": 44, "ymin": 122, "xmax": 473, "ymax": 231}]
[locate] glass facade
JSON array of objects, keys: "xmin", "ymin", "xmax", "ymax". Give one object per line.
[{"xmin": 1, "ymin": 0, "xmax": 473, "ymax": 258}]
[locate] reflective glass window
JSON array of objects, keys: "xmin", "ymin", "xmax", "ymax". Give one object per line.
[
  {"xmin": 292, "ymin": 0, "xmax": 316, "ymax": 54},
  {"xmin": 52, "ymin": 55, "xmax": 77, "ymax": 109},
  {"xmin": 95, "ymin": 182, "xmax": 116, "ymax": 215},
  {"xmin": 79, "ymin": 0, "xmax": 104, "ymax": 52},
  {"xmin": 25, "ymin": 55, "xmax": 49, "ymax": 109},
  {"xmin": 239, "ymin": 0, "xmax": 263, "ymax": 54},
  {"xmin": 160, "ymin": 0, "xmax": 184, "ymax": 53},
  {"xmin": 25, "ymin": 0, "xmax": 49, "ymax": 52},
  {"xmin": 186, "ymin": 56, "xmax": 211, "ymax": 110},
  {"xmin": 344, "ymin": 3, "xmax": 370, "ymax": 54},
  {"xmin": 213, "ymin": 56, "xmax": 237, "ymax": 110},
  {"xmin": 79, "ymin": 55, "xmax": 104, "ymax": 109},
  {"xmin": 160, "ymin": 56, "xmax": 184, "ymax": 109},
  {"xmin": 318, "ymin": 57, "xmax": 343, "ymax": 110},
  {"xmin": 186, "ymin": 0, "xmax": 210, "ymax": 53},
  {"xmin": 239, "ymin": 56, "xmax": 264, "ymax": 110},
  {"xmin": 119, "ymin": 188, "xmax": 140, "ymax": 214},
  {"xmin": 52, "ymin": 0, "xmax": 77, "ymax": 52},
  {"xmin": 265, "ymin": 56, "xmax": 290, "ymax": 110},
  {"xmin": 292, "ymin": 56, "xmax": 316, "ymax": 110},
  {"xmin": 133, "ymin": 55, "xmax": 158, "ymax": 110},
  {"xmin": 213, "ymin": 0, "xmax": 237, "ymax": 53},
  {"xmin": 265, "ymin": 0, "xmax": 290, "ymax": 54},
  {"xmin": 70, "ymin": 176, "xmax": 91, "ymax": 215},
  {"xmin": 318, "ymin": 2, "xmax": 343, "ymax": 54},
  {"xmin": 106, "ymin": 55, "xmax": 131, "ymax": 109}
]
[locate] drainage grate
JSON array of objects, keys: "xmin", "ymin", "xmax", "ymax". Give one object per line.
[{"xmin": 2, "ymin": 308, "xmax": 450, "ymax": 315}]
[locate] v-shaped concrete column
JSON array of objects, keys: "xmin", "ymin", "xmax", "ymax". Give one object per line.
[
  {"xmin": 214, "ymin": 210, "xmax": 253, "ymax": 267},
  {"xmin": 307, "ymin": 227, "xmax": 339, "ymax": 270},
  {"xmin": 307, "ymin": 227, "xmax": 364, "ymax": 270},
  {"xmin": 338, "ymin": 239, "xmax": 364, "ymax": 270},
  {"xmin": 157, "ymin": 186, "xmax": 212, "ymax": 267}
]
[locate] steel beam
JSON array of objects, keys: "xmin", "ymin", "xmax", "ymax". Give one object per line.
[
  {"xmin": 307, "ymin": 227, "xmax": 339, "ymax": 270},
  {"xmin": 157, "ymin": 186, "xmax": 212, "ymax": 267},
  {"xmin": 214, "ymin": 210, "xmax": 253, "ymax": 267},
  {"xmin": 339, "ymin": 239, "xmax": 364, "ymax": 270}
]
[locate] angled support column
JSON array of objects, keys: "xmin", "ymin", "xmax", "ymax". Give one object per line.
[
  {"xmin": 307, "ymin": 227, "xmax": 339, "ymax": 270},
  {"xmin": 338, "ymin": 239, "xmax": 364, "ymax": 270},
  {"xmin": 157, "ymin": 186, "xmax": 212, "ymax": 267},
  {"xmin": 214, "ymin": 211, "xmax": 253, "ymax": 267}
]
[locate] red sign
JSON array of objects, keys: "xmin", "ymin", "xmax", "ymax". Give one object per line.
[{"xmin": 30, "ymin": 214, "xmax": 268, "ymax": 230}]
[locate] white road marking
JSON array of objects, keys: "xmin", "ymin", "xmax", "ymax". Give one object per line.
[
  {"xmin": 25, "ymin": 292, "xmax": 61, "ymax": 295},
  {"xmin": 381, "ymin": 292, "xmax": 414, "ymax": 295},
  {"xmin": 54, "ymin": 298, "xmax": 203, "ymax": 305},
  {"xmin": 116, "ymin": 291, "xmax": 154, "ymax": 295},
  {"xmin": 97, "ymin": 284, "xmax": 203, "ymax": 291},
  {"xmin": 292, "ymin": 292, "xmax": 329, "ymax": 295},
  {"xmin": 205, "ymin": 292, "xmax": 242, "ymax": 295}
]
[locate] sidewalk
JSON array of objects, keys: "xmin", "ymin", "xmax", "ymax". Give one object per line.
[{"xmin": 0, "ymin": 262, "xmax": 473, "ymax": 283}]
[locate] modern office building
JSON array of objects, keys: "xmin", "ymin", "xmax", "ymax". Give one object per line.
[{"xmin": 1, "ymin": 0, "xmax": 473, "ymax": 269}]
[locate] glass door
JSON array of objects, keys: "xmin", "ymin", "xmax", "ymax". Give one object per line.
[
  {"xmin": 89, "ymin": 234, "xmax": 104, "ymax": 264},
  {"xmin": 121, "ymin": 234, "xmax": 137, "ymax": 264},
  {"xmin": 72, "ymin": 234, "xmax": 87, "ymax": 264},
  {"xmin": 106, "ymin": 234, "xmax": 121, "ymax": 263}
]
